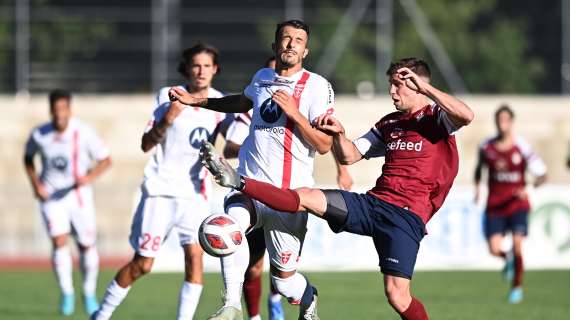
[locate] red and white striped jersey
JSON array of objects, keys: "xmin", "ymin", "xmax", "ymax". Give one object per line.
[
  {"xmin": 238, "ymin": 68, "xmax": 334, "ymax": 189},
  {"xmin": 142, "ymin": 85, "xmax": 226, "ymax": 199},
  {"xmin": 25, "ymin": 118, "xmax": 109, "ymax": 196}
]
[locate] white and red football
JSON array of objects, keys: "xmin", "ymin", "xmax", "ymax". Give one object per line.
[{"xmin": 198, "ymin": 214, "xmax": 244, "ymax": 257}]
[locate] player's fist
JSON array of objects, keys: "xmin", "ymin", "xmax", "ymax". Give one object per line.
[
  {"xmin": 315, "ymin": 114, "xmax": 345, "ymax": 135},
  {"xmin": 33, "ymin": 182, "xmax": 49, "ymax": 201},
  {"xmin": 163, "ymin": 100, "xmax": 187, "ymax": 125},
  {"xmin": 169, "ymin": 87, "xmax": 206, "ymax": 106}
]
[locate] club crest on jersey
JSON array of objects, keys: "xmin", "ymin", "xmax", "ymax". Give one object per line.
[
  {"xmin": 189, "ymin": 127, "xmax": 210, "ymax": 149},
  {"xmin": 51, "ymin": 155, "xmax": 68, "ymax": 171},
  {"xmin": 511, "ymin": 152, "xmax": 522, "ymax": 165},
  {"xmin": 390, "ymin": 128, "xmax": 404, "ymax": 139},
  {"xmin": 260, "ymin": 98, "xmax": 282, "ymax": 123},
  {"xmin": 294, "ymin": 83, "xmax": 305, "ymax": 99},
  {"xmin": 280, "ymin": 251, "xmax": 293, "ymax": 265}
]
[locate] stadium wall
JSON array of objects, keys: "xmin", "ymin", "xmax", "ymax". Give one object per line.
[{"xmin": 1, "ymin": 94, "xmax": 569, "ymax": 270}]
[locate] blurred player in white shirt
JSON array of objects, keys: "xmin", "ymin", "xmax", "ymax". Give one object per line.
[
  {"xmin": 93, "ymin": 44, "xmax": 228, "ymax": 320},
  {"xmin": 171, "ymin": 20, "xmax": 338, "ymax": 320},
  {"xmin": 24, "ymin": 90, "xmax": 112, "ymax": 316}
]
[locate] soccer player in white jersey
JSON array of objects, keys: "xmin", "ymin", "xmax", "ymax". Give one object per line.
[
  {"xmin": 170, "ymin": 20, "xmax": 334, "ymax": 320},
  {"xmin": 92, "ymin": 44, "xmax": 228, "ymax": 320},
  {"xmin": 24, "ymin": 89, "xmax": 112, "ymax": 316}
]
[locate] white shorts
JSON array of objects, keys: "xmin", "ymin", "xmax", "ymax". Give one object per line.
[
  {"xmin": 39, "ymin": 187, "xmax": 97, "ymax": 246},
  {"xmin": 129, "ymin": 192, "xmax": 210, "ymax": 258},
  {"xmin": 226, "ymin": 190, "xmax": 308, "ymax": 272}
]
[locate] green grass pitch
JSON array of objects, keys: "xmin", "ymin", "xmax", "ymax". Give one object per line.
[{"xmin": 1, "ymin": 270, "xmax": 569, "ymax": 319}]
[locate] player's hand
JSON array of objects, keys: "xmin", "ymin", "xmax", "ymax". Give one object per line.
[
  {"xmin": 33, "ymin": 182, "xmax": 49, "ymax": 201},
  {"xmin": 336, "ymin": 166, "xmax": 353, "ymax": 191},
  {"xmin": 315, "ymin": 114, "xmax": 345, "ymax": 135},
  {"xmin": 163, "ymin": 100, "xmax": 187, "ymax": 126},
  {"xmin": 272, "ymin": 90, "xmax": 300, "ymax": 118},
  {"xmin": 397, "ymin": 67, "xmax": 428, "ymax": 95},
  {"xmin": 514, "ymin": 187, "xmax": 528, "ymax": 200},
  {"xmin": 169, "ymin": 87, "xmax": 206, "ymax": 106}
]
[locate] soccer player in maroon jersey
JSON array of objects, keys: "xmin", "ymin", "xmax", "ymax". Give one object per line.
[
  {"xmin": 201, "ymin": 57, "xmax": 474, "ymax": 320},
  {"xmin": 474, "ymin": 105, "xmax": 547, "ymax": 304}
]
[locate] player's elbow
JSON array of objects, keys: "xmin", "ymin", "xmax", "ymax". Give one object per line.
[
  {"xmin": 315, "ymin": 140, "xmax": 333, "ymax": 155},
  {"xmin": 459, "ymin": 105, "xmax": 475, "ymax": 126}
]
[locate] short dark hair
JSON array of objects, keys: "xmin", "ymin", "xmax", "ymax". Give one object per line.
[
  {"xmin": 386, "ymin": 57, "xmax": 431, "ymax": 79},
  {"xmin": 274, "ymin": 20, "xmax": 310, "ymax": 44},
  {"xmin": 495, "ymin": 104, "xmax": 515, "ymax": 120},
  {"xmin": 49, "ymin": 89, "xmax": 71, "ymax": 107},
  {"xmin": 177, "ymin": 43, "xmax": 220, "ymax": 78},
  {"xmin": 264, "ymin": 56, "xmax": 276, "ymax": 68}
]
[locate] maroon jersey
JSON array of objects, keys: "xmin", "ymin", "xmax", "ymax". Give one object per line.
[
  {"xmin": 353, "ymin": 104, "xmax": 460, "ymax": 224},
  {"xmin": 478, "ymin": 136, "xmax": 546, "ymax": 217}
]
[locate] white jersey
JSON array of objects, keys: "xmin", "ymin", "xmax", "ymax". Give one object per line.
[
  {"xmin": 24, "ymin": 118, "xmax": 109, "ymax": 199},
  {"xmin": 239, "ymin": 68, "xmax": 335, "ymax": 189},
  {"xmin": 142, "ymin": 86, "xmax": 226, "ymax": 199},
  {"xmin": 226, "ymin": 110, "xmax": 253, "ymax": 145}
]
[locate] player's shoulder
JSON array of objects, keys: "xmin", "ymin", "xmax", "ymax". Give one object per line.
[
  {"xmin": 514, "ymin": 135, "xmax": 533, "ymax": 153},
  {"xmin": 31, "ymin": 122, "xmax": 54, "ymax": 138},
  {"xmin": 208, "ymin": 87, "xmax": 225, "ymax": 98},
  {"xmin": 305, "ymin": 70, "xmax": 331, "ymax": 87},
  {"xmin": 479, "ymin": 136, "xmax": 496, "ymax": 150},
  {"xmin": 376, "ymin": 111, "xmax": 403, "ymax": 127},
  {"xmin": 252, "ymin": 67, "xmax": 274, "ymax": 80},
  {"xmin": 72, "ymin": 118, "xmax": 99, "ymax": 135}
]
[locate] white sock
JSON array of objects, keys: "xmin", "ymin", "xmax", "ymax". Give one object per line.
[
  {"xmin": 80, "ymin": 246, "xmax": 99, "ymax": 296},
  {"xmin": 53, "ymin": 246, "xmax": 74, "ymax": 295},
  {"xmin": 176, "ymin": 282, "xmax": 203, "ymax": 320},
  {"xmin": 94, "ymin": 280, "xmax": 131, "ymax": 320},
  {"xmin": 271, "ymin": 273, "xmax": 307, "ymax": 304},
  {"xmin": 250, "ymin": 315, "xmax": 262, "ymax": 320},
  {"xmin": 221, "ymin": 203, "xmax": 252, "ymax": 309}
]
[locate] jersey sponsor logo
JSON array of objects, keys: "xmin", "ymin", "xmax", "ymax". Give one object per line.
[
  {"xmin": 495, "ymin": 158, "xmax": 508, "ymax": 170},
  {"xmin": 389, "ymin": 128, "xmax": 404, "ymax": 139},
  {"xmin": 260, "ymin": 98, "xmax": 282, "ymax": 123},
  {"xmin": 494, "ymin": 171, "xmax": 522, "ymax": 183},
  {"xmin": 253, "ymin": 124, "xmax": 285, "ymax": 134},
  {"xmin": 385, "ymin": 257, "xmax": 399, "ymax": 264},
  {"xmin": 387, "ymin": 139, "xmax": 423, "ymax": 152},
  {"xmin": 189, "ymin": 127, "xmax": 210, "ymax": 149},
  {"xmin": 51, "ymin": 155, "xmax": 68, "ymax": 171}
]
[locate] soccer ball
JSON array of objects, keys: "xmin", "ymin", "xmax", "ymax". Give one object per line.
[{"xmin": 198, "ymin": 214, "xmax": 244, "ymax": 257}]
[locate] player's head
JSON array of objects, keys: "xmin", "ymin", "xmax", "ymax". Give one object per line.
[
  {"xmin": 386, "ymin": 58, "xmax": 431, "ymax": 112},
  {"xmin": 265, "ymin": 56, "xmax": 276, "ymax": 69},
  {"xmin": 495, "ymin": 104, "xmax": 515, "ymax": 136},
  {"xmin": 49, "ymin": 89, "xmax": 72, "ymax": 132},
  {"xmin": 178, "ymin": 43, "xmax": 220, "ymax": 92},
  {"xmin": 272, "ymin": 20, "xmax": 310, "ymax": 68}
]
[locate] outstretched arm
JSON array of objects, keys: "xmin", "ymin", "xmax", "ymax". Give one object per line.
[
  {"xmin": 76, "ymin": 157, "xmax": 112, "ymax": 187},
  {"xmin": 169, "ymin": 87, "xmax": 253, "ymax": 113},
  {"xmin": 315, "ymin": 114, "xmax": 364, "ymax": 165}
]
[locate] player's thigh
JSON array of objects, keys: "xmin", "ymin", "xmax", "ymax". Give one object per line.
[
  {"xmin": 129, "ymin": 195, "xmax": 176, "ymax": 258},
  {"xmin": 176, "ymin": 196, "xmax": 210, "ymax": 247},
  {"xmin": 69, "ymin": 192, "xmax": 97, "ymax": 247},
  {"xmin": 507, "ymin": 210, "xmax": 529, "ymax": 237},
  {"xmin": 373, "ymin": 220, "xmax": 420, "ymax": 280},
  {"xmin": 484, "ymin": 213, "xmax": 507, "ymax": 240},
  {"xmin": 261, "ymin": 205, "xmax": 308, "ymax": 272},
  {"xmin": 246, "ymin": 227, "xmax": 266, "ymax": 269},
  {"xmin": 40, "ymin": 198, "xmax": 72, "ymax": 239}
]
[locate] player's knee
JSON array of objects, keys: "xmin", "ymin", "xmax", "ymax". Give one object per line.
[
  {"xmin": 51, "ymin": 234, "xmax": 68, "ymax": 249},
  {"xmin": 246, "ymin": 259, "xmax": 264, "ymax": 280},
  {"xmin": 270, "ymin": 274, "xmax": 295, "ymax": 299},
  {"xmin": 133, "ymin": 256, "xmax": 154, "ymax": 276}
]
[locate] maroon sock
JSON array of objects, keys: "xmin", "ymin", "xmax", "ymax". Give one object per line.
[
  {"xmin": 400, "ymin": 297, "xmax": 429, "ymax": 320},
  {"xmin": 243, "ymin": 276, "xmax": 262, "ymax": 317},
  {"xmin": 242, "ymin": 177, "xmax": 300, "ymax": 212},
  {"xmin": 513, "ymin": 255, "xmax": 524, "ymax": 287}
]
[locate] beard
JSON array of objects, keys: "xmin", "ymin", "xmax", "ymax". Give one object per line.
[{"xmin": 279, "ymin": 51, "xmax": 301, "ymax": 68}]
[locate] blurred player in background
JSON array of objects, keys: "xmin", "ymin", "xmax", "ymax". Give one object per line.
[
  {"xmin": 92, "ymin": 44, "xmax": 228, "ymax": 320},
  {"xmin": 171, "ymin": 20, "xmax": 336, "ymax": 320},
  {"xmin": 224, "ymin": 56, "xmax": 352, "ymax": 320},
  {"xmin": 24, "ymin": 89, "xmax": 112, "ymax": 316},
  {"xmin": 201, "ymin": 57, "xmax": 474, "ymax": 320},
  {"xmin": 474, "ymin": 105, "xmax": 547, "ymax": 304}
]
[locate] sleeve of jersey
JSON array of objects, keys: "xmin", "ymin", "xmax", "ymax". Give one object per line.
[
  {"xmin": 24, "ymin": 131, "xmax": 39, "ymax": 157},
  {"xmin": 86, "ymin": 127, "xmax": 110, "ymax": 161},
  {"xmin": 516, "ymin": 137, "xmax": 547, "ymax": 177},
  {"xmin": 243, "ymin": 69, "xmax": 263, "ymax": 100},
  {"xmin": 226, "ymin": 117, "xmax": 251, "ymax": 145},
  {"xmin": 352, "ymin": 126, "xmax": 386, "ymax": 159},
  {"xmin": 308, "ymin": 79, "xmax": 335, "ymax": 124},
  {"xmin": 436, "ymin": 105, "xmax": 461, "ymax": 135},
  {"xmin": 144, "ymin": 90, "xmax": 170, "ymax": 134}
]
